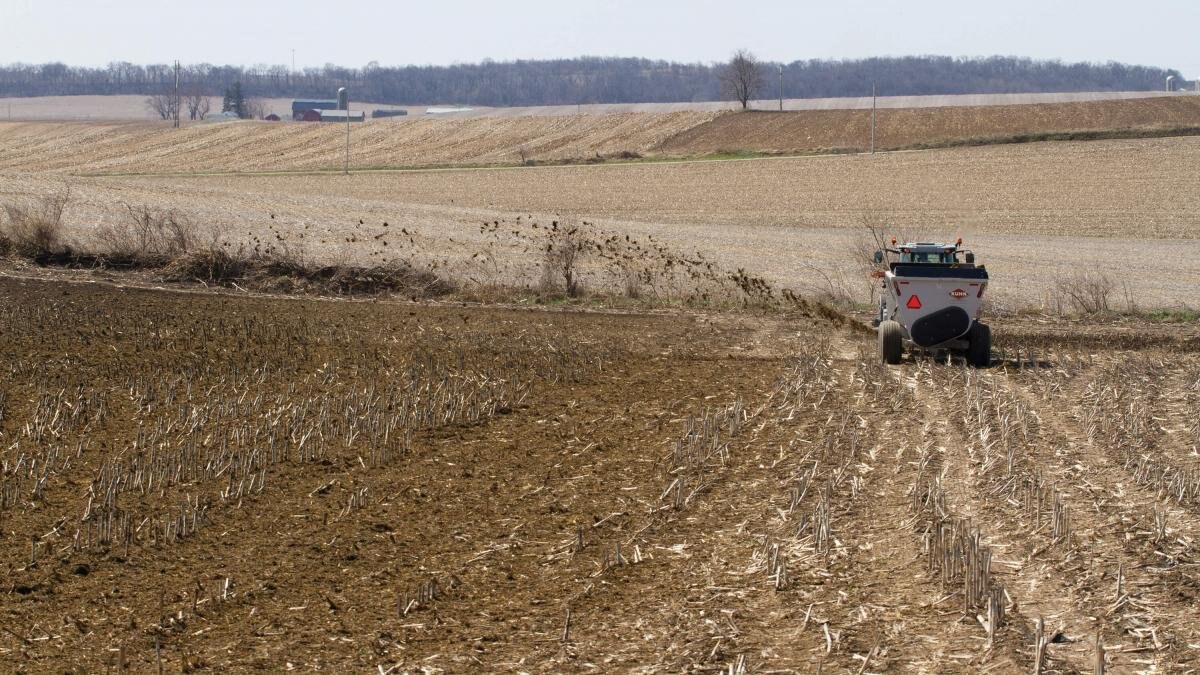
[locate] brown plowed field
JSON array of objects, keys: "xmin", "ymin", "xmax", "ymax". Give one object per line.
[
  {"xmin": 657, "ymin": 95, "xmax": 1200, "ymax": 155},
  {"xmin": 3, "ymin": 276, "xmax": 1200, "ymax": 672},
  {"xmin": 1, "ymin": 96, "xmax": 1198, "ymax": 174},
  {"xmin": 4, "ymin": 83, "xmax": 1200, "ymax": 674}
]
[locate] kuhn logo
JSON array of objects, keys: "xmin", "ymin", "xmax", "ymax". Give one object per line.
[{"xmin": 949, "ymin": 288, "xmax": 968, "ymax": 299}]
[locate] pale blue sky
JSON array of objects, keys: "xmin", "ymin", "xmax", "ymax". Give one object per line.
[{"xmin": 1, "ymin": 0, "xmax": 1196, "ymax": 76}]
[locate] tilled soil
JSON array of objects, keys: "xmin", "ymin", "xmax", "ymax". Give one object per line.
[
  {"xmin": 2, "ymin": 277, "xmax": 1199, "ymax": 672},
  {"xmin": 3, "ymin": 96, "xmax": 1199, "ymax": 173}
]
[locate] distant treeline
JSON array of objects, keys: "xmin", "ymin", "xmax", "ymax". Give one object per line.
[{"xmin": 0, "ymin": 56, "xmax": 1183, "ymax": 105}]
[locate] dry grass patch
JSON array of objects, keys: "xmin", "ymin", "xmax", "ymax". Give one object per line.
[{"xmin": 0, "ymin": 189, "xmax": 69, "ymax": 259}]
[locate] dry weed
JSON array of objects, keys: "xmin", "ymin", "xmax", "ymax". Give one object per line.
[
  {"xmin": 0, "ymin": 186, "xmax": 70, "ymax": 258},
  {"xmin": 1055, "ymin": 270, "xmax": 1116, "ymax": 315}
]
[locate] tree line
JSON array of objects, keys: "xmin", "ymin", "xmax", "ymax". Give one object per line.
[{"xmin": 0, "ymin": 56, "xmax": 1182, "ymax": 106}]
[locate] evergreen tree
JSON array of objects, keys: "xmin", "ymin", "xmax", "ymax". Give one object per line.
[{"xmin": 222, "ymin": 81, "xmax": 247, "ymax": 118}]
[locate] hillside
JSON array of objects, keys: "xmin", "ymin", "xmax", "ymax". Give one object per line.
[
  {"xmin": 0, "ymin": 95, "xmax": 1198, "ymax": 174},
  {"xmin": 657, "ymin": 95, "xmax": 1200, "ymax": 155},
  {"xmin": 0, "ymin": 112, "xmax": 717, "ymax": 173}
]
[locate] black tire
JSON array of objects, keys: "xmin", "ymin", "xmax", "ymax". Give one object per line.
[
  {"xmin": 967, "ymin": 321, "xmax": 991, "ymax": 368},
  {"xmin": 878, "ymin": 320, "xmax": 904, "ymax": 365}
]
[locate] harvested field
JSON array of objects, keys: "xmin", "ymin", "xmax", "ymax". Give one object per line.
[
  {"xmin": 4, "ymin": 136, "xmax": 1197, "ymax": 308},
  {"xmin": 0, "ymin": 112, "xmax": 717, "ymax": 173},
  {"xmin": 2, "ymin": 96, "xmax": 1200, "ymax": 174},
  {"xmin": 3, "ymin": 82, "xmax": 1200, "ymax": 673},
  {"xmin": 3, "ymin": 275, "xmax": 1200, "ymax": 672},
  {"xmin": 656, "ymin": 95, "xmax": 1200, "ymax": 155}
]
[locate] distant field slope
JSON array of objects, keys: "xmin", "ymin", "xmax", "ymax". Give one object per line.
[
  {"xmin": 1, "ymin": 96, "xmax": 1199, "ymax": 174},
  {"xmin": 0, "ymin": 112, "xmax": 718, "ymax": 173},
  {"xmin": 657, "ymin": 95, "xmax": 1200, "ymax": 155}
]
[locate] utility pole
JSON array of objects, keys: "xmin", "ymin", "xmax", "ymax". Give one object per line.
[
  {"xmin": 778, "ymin": 64, "xmax": 784, "ymax": 111},
  {"xmin": 173, "ymin": 60, "xmax": 181, "ymax": 128},
  {"xmin": 344, "ymin": 89, "xmax": 351, "ymax": 176},
  {"xmin": 870, "ymin": 80, "xmax": 877, "ymax": 154}
]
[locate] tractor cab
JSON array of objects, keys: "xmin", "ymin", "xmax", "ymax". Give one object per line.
[
  {"xmin": 873, "ymin": 238, "xmax": 978, "ymax": 268},
  {"xmin": 899, "ymin": 245, "xmax": 957, "ymax": 265}
]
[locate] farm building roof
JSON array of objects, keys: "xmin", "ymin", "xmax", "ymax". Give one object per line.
[
  {"xmin": 291, "ymin": 99, "xmax": 339, "ymax": 113},
  {"xmin": 318, "ymin": 110, "xmax": 365, "ymax": 122}
]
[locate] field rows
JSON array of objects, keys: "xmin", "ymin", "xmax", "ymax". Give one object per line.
[
  {"xmin": 2, "ymin": 277, "xmax": 1199, "ymax": 671},
  {"xmin": 0, "ymin": 112, "xmax": 717, "ymax": 173},
  {"xmin": 1, "ymin": 96, "xmax": 1199, "ymax": 174}
]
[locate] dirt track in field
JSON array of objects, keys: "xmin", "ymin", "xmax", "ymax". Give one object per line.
[{"xmin": 2, "ymin": 276, "xmax": 1199, "ymax": 672}]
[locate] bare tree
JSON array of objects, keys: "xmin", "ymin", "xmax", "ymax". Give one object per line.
[
  {"xmin": 145, "ymin": 91, "xmax": 179, "ymax": 121},
  {"xmin": 540, "ymin": 221, "xmax": 585, "ymax": 297},
  {"xmin": 185, "ymin": 87, "xmax": 211, "ymax": 120},
  {"xmin": 243, "ymin": 97, "xmax": 267, "ymax": 120},
  {"xmin": 720, "ymin": 49, "xmax": 765, "ymax": 110}
]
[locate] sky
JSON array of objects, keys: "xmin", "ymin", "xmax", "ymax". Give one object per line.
[{"xmin": 1, "ymin": 0, "xmax": 1197, "ymax": 76}]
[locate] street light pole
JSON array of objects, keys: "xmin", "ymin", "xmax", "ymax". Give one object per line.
[{"xmin": 344, "ymin": 99, "xmax": 350, "ymax": 176}]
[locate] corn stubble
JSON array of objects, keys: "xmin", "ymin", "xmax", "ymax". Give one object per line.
[{"xmin": 2, "ymin": 277, "xmax": 1200, "ymax": 671}]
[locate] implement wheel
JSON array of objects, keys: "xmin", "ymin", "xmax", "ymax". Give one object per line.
[
  {"xmin": 967, "ymin": 321, "xmax": 992, "ymax": 368},
  {"xmin": 878, "ymin": 320, "xmax": 904, "ymax": 365}
]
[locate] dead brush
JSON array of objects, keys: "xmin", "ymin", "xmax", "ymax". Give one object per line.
[
  {"xmin": 476, "ymin": 216, "xmax": 825, "ymax": 311},
  {"xmin": 849, "ymin": 213, "xmax": 914, "ymax": 305},
  {"xmin": 92, "ymin": 204, "xmax": 197, "ymax": 266},
  {"xmin": 1055, "ymin": 269, "xmax": 1116, "ymax": 315},
  {"xmin": 163, "ymin": 243, "xmax": 454, "ymax": 297},
  {"xmin": 540, "ymin": 221, "xmax": 585, "ymax": 297},
  {"xmin": 1, "ymin": 187, "xmax": 70, "ymax": 259},
  {"xmin": 162, "ymin": 246, "xmax": 248, "ymax": 284}
]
